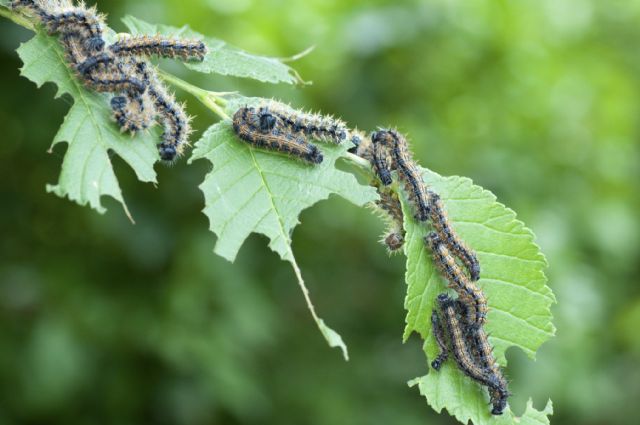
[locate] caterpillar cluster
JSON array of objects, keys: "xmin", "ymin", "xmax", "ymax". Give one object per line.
[
  {"xmin": 11, "ymin": 0, "xmax": 207, "ymax": 162},
  {"xmin": 431, "ymin": 295, "xmax": 509, "ymax": 415},
  {"xmin": 348, "ymin": 129, "xmax": 506, "ymax": 414},
  {"xmin": 231, "ymin": 101, "xmax": 349, "ymax": 165}
]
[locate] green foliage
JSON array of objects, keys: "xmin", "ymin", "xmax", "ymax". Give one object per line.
[
  {"xmin": 121, "ymin": 16, "xmax": 306, "ymax": 85},
  {"xmin": 17, "ymin": 33, "xmax": 158, "ymax": 218},
  {"xmin": 402, "ymin": 169, "xmax": 555, "ymax": 424},
  {"xmin": 189, "ymin": 98, "xmax": 377, "ymax": 358}
]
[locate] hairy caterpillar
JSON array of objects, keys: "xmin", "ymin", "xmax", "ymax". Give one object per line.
[
  {"xmin": 434, "ymin": 294, "xmax": 490, "ymax": 381},
  {"xmin": 371, "ymin": 131, "xmax": 394, "ymax": 185},
  {"xmin": 11, "ymin": 0, "xmax": 105, "ymax": 53},
  {"xmin": 109, "ymin": 35, "xmax": 207, "ymax": 61},
  {"xmin": 373, "ymin": 182, "xmax": 405, "ymax": 252},
  {"xmin": 133, "ymin": 61, "xmax": 192, "ymax": 160},
  {"xmin": 256, "ymin": 101, "xmax": 349, "ymax": 144},
  {"xmin": 433, "ymin": 294, "xmax": 509, "ymax": 415},
  {"xmin": 425, "ymin": 232, "xmax": 487, "ymax": 325},
  {"xmin": 465, "ymin": 323, "xmax": 509, "ymax": 415},
  {"xmin": 430, "ymin": 309, "xmax": 449, "ymax": 370},
  {"xmin": 428, "ymin": 190, "xmax": 481, "ymax": 281},
  {"xmin": 232, "ymin": 106, "xmax": 323, "ymax": 164},
  {"xmin": 371, "ymin": 130, "xmax": 430, "ymax": 221}
]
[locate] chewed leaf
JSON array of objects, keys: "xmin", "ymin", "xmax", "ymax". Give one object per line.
[
  {"xmin": 17, "ymin": 33, "xmax": 158, "ymax": 218},
  {"xmin": 189, "ymin": 100, "xmax": 376, "ymax": 358},
  {"xmin": 121, "ymin": 16, "xmax": 307, "ymax": 85},
  {"xmin": 189, "ymin": 113, "xmax": 376, "ymax": 262},
  {"xmin": 403, "ymin": 169, "xmax": 555, "ymax": 425}
]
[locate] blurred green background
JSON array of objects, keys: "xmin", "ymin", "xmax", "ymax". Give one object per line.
[{"xmin": 1, "ymin": 0, "xmax": 639, "ymax": 424}]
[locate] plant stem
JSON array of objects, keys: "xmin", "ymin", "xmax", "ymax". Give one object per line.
[{"xmin": 158, "ymin": 69, "xmax": 232, "ymax": 121}]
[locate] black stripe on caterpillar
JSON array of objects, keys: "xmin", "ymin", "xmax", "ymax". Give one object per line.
[
  {"xmin": 232, "ymin": 106, "xmax": 323, "ymax": 164},
  {"xmin": 428, "ymin": 190, "xmax": 481, "ymax": 281},
  {"xmin": 109, "ymin": 35, "xmax": 207, "ymax": 62},
  {"xmin": 256, "ymin": 101, "xmax": 348, "ymax": 144},
  {"xmin": 425, "ymin": 232, "xmax": 487, "ymax": 326}
]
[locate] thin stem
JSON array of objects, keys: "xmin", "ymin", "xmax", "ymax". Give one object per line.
[
  {"xmin": 158, "ymin": 69, "xmax": 231, "ymax": 121},
  {"xmin": 0, "ymin": 6, "xmax": 36, "ymax": 30}
]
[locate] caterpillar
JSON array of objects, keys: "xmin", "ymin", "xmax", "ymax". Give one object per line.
[
  {"xmin": 135, "ymin": 61, "xmax": 191, "ymax": 161},
  {"xmin": 370, "ymin": 131, "xmax": 394, "ymax": 185},
  {"xmin": 11, "ymin": 0, "xmax": 105, "ymax": 53},
  {"xmin": 434, "ymin": 294, "xmax": 509, "ymax": 415},
  {"xmin": 425, "ymin": 232, "xmax": 487, "ymax": 325},
  {"xmin": 428, "ymin": 190, "xmax": 481, "ymax": 281},
  {"xmin": 232, "ymin": 106, "xmax": 323, "ymax": 164},
  {"xmin": 430, "ymin": 309, "xmax": 449, "ymax": 370},
  {"xmin": 371, "ymin": 130, "xmax": 430, "ymax": 221},
  {"xmin": 256, "ymin": 101, "xmax": 349, "ymax": 144},
  {"xmin": 373, "ymin": 182, "xmax": 405, "ymax": 252},
  {"xmin": 465, "ymin": 323, "xmax": 509, "ymax": 415},
  {"xmin": 109, "ymin": 35, "xmax": 207, "ymax": 62}
]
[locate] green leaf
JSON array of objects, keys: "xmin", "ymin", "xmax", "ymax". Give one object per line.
[
  {"xmin": 189, "ymin": 110, "xmax": 377, "ymax": 359},
  {"xmin": 403, "ymin": 169, "xmax": 555, "ymax": 425},
  {"xmin": 17, "ymin": 33, "xmax": 158, "ymax": 218},
  {"xmin": 121, "ymin": 16, "xmax": 307, "ymax": 85}
]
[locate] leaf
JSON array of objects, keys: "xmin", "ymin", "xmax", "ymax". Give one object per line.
[
  {"xmin": 189, "ymin": 107, "xmax": 378, "ymax": 359},
  {"xmin": 402, "ymin": 169, "xmax": 555, "ymax": 425},
  {"xmin": 17, "ymin": 33, "xmax": 158, "ymax": 218},
  {"xmin": 121, "ymin": 16, "xmax": 307, "ymax": 85}
]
